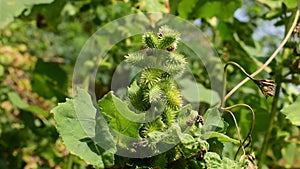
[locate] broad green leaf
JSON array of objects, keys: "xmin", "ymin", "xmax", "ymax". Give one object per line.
[
  {"xmin": 282, "ymin": 0, "xmax": 298, "ymax": 9},
  {"xmin": 202, "ymin": 107, "xmax": 228, "ymax": 132},
  {"xmin": 281, "ymin": 96, "xmax": 300, "ymax": 126},
  {"xmin": 203, "ymin": 131, "xmax": 240, "ymax": 144},
  {"xmin": 52, "ymin": 89, "xmax": 115, "ymax": 168},
  {"xmin": 262, "ymin": 0, "xmax": 282, "ymax": 9},
  {"xmin": 98, "ymin": 92, "xmax": 142, "ymax": 138},
  {"xmin": 31, "ymin": 59, "xmax": 68, "ymax": 102},
  {"xmin": 177, "ymin": 0, "xmax": 198, "ymax": 18},
  {"xmin": 222, "ymin": 157, "xmax": 247, "ymax": 169},
  {"xmin": 196, "ymin": 0, "xmax": 242, "ymax": 20},
  {"xmin": 22, "ymin": 0, "xmax": 68, "ymax": 30},
  {"xmin": 203, "ymin": 152, "xmax": 222, "ymax": 169},
  {"xmin": 179, "ymin": 78, "xmax": 220, "ymax": 105},
  {"xmin": 217, "ymin": 21, "xmax": 234, "ymax": 41},
  {"xmin": 0, "ymin": 0, "xmax": 54, "ymax": 29}
]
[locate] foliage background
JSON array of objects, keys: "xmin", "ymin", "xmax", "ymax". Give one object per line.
[{"xmin": 0, "ymin": 0, "xmax": 299, "ymax": 168}]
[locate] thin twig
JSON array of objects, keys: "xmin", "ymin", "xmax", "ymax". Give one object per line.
[
  {"xmin": 222, "ymin": 109, "xmax": 246, "ymax": 156},
  {"xmin": 223, "ymin": 9, "xmax": 300, "ymax": 102},
  {"xmin": 258, "ymin": 72, "xmax": 282, "ymax": 168},
  {"xmin": 224, "ymin": 61, "xmax": 253, "ymax": 79},
  {"xmin": 220, "ymin": 62, "xmax": 254, "ymax": 107},
  {"xmin": 223, "ymin": 103, "xmax": 256, "ymax": 159}
]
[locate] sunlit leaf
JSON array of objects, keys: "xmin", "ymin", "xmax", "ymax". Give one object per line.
[
  {"xmin": 0, "ymin": 0, "xmax": 54, "ymax": 29},
  {"xmin": 281, "ymin": 96, "xmax": 300, "ymax": 126},
  {"xmin": 196, "ymin": 0, "xmax": 242, "ymax": 20},
  {"xmin": 179, "ymin": 79, "xmax": 220, "ymax": 105},
  {"xmin": 202, "ymin": 107, "xmax": 228, "ymax": 133},
  {"xmin": 52, "ymin": 88, "xmax": 115, "ymax": 168},
  {"xmin": 203, "ymin": 131, "xmax": 240, "ymax": 144},
  {"xmin": 203, "ymin": 152, "xmax": 222, "ymax": 169},
  {"xmin": 177, "ymin": 0, "xmax": 198, "ymax": 18},
  {"xmin": 282, "ymin": 0, "xmax": 298, "ymax": 9},
  {"xmin": 98, "ymin": 92, "xmax": 142, "ymax": 138}
]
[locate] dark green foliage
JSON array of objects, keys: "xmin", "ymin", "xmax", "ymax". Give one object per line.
[{"xmin": 1, "ymin": 0, "xmax": 300, "ymax": 168}]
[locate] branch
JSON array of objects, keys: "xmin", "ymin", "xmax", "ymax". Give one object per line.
[
  {"xmin": 223, "ymin": 9, "xmax": 300, "ymax": 102},
  {"xmin": 222, "ymin": 108, "xmax": 246, "ymax": 156},
  {"xmin": 220, "ymin": 62, "xmax": 254, "ymax": 107},
  {"xmin": 258, "ymin": 72, "xmax": 282, "ymax": 168},
  {"xmin": 223, "ymin": 104, "xmax": 255, "ymax": 159}
]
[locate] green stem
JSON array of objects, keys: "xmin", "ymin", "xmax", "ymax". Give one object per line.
[
  {"xmin": 223, "ymin": 109, "xmax": 245, "ymax": 156},
  {"xmin": 220, "ymin": 61, "xmax": 254, "ymax": 107},
  {"xmin": 258, "ymin": 67, "xmax": 282, "ymax": 168},
  {"xmin": 224, "ymin": 104, "xmax": 255, "ymax": 159},
  {"xmin": 66, "ymin": 155, "xmax": 74, "ymax": 169},
  {"xmin": 225, "ymin": 61, "xmax": 254, "ymax": 79}
]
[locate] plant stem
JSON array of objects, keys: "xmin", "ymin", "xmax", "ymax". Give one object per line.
[
  {"xmin": 223, "ymin": 9, "xmax": 300, "ymax": 102},
  {"xmin": 257, "ymin": 67, "xmax": 282, "ymax": 168},
  {"xmin": 66, "ymin": 155, "xmax": 74, "ymax": 169},
  {"xmin": 221, "ymin": 62, "xmax": 254, "ymax": 107},
  {"xmin": 223, "ymin": 104, "xmax": 255, "ymax": 158},
  {"xmin": 223, "ymin": 109, "xmax": 246, "ymax": 156}
]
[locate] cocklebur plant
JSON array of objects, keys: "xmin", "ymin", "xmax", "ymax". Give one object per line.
[
  {"xmin": 52, "ymin": 25, "xmax": 249, "ymax": 168},
  {"xmin": 96, "ymin": 26, "xmax": 248, "ymax": 168},
  {"xmin": 125, "ymin": 26, "xmax": 186, "ymax": 137}
]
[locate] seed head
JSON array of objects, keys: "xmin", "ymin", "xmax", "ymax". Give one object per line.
[{"xmin": 253, "ymin": 79, "xmax": 276, "ymax": 98}]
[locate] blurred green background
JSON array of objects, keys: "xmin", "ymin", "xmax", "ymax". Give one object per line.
[{"xmin": 0, "ymin": 0, "xmax": 299, "ymax": 168}]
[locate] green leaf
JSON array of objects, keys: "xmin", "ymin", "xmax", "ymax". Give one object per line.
[
  {"xmin": 217, "ymin": 21, "xmax": 234, "ymax": 41},
  {"xmin": 203, "ymin": 132, "xmax": 240, "ymax": 144},
  {"xmin": 282, "ymin": 143, "xmax": 297, "ymax": 167},
  {"xmin": 7, "ymin": 92, "xmax": 28, "ymax": 109},
  {"xmin": 7, "ymin": 92, "xmax": 49, "ymax": 118},
  {"xmin": 262, "ymin": 0, "xmax": 282, "ymax": 9},
  {"xmin": 203, "ymin": 152, "xmax": 222, "ymax": 169},
  {"xmin": 180, "ymin": 134, "xmax": 209, "ymax": 157},
  {"xmin": 21, "ymin": 0, "xmax": 68, "ymax": 30},
  {"xmin": 152, "ymin": 153, "xmax": 168, "ymax": 168},
  {"xmin": 137, "ymin": 0, "xmax": 165, "ymax": 12},
  {"xmin": 52, "ymin": 88, "xmax": 115, "ymax": 168},
  {"xmin": 222, "ymin": 157, "xmax": 248, "ymax": 168},
  {"xmin": 98, "ymin": 92, "xmax": 142, "ymax": 138},
  {"xmin": 0, "ymin": 0, "xmax": 54, "ymax": 29},
  {"xmin": 31, "ymin": 59, "xmax": 68, "ymax": 102},
  {"xmin": 202, "ymin": 107, "xmax": 228, "ymax": 132},
  {"xmin": 282, "ymin": 0, "xmax": 298, "ymax": 9},
  {"xmin": 179, "ymin": 79, "xmax": 220, "ymax": 105},
  {"xmin": 177, "ymin": 0, "xmax": 198, "ymax": 18},
  {"xmin": 281, "ymin": 96, "xmax": 300, "ymax": 126},
  {"xmin": 196, "ymin": 0, "xmax": 242, "ymax": 20}
]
